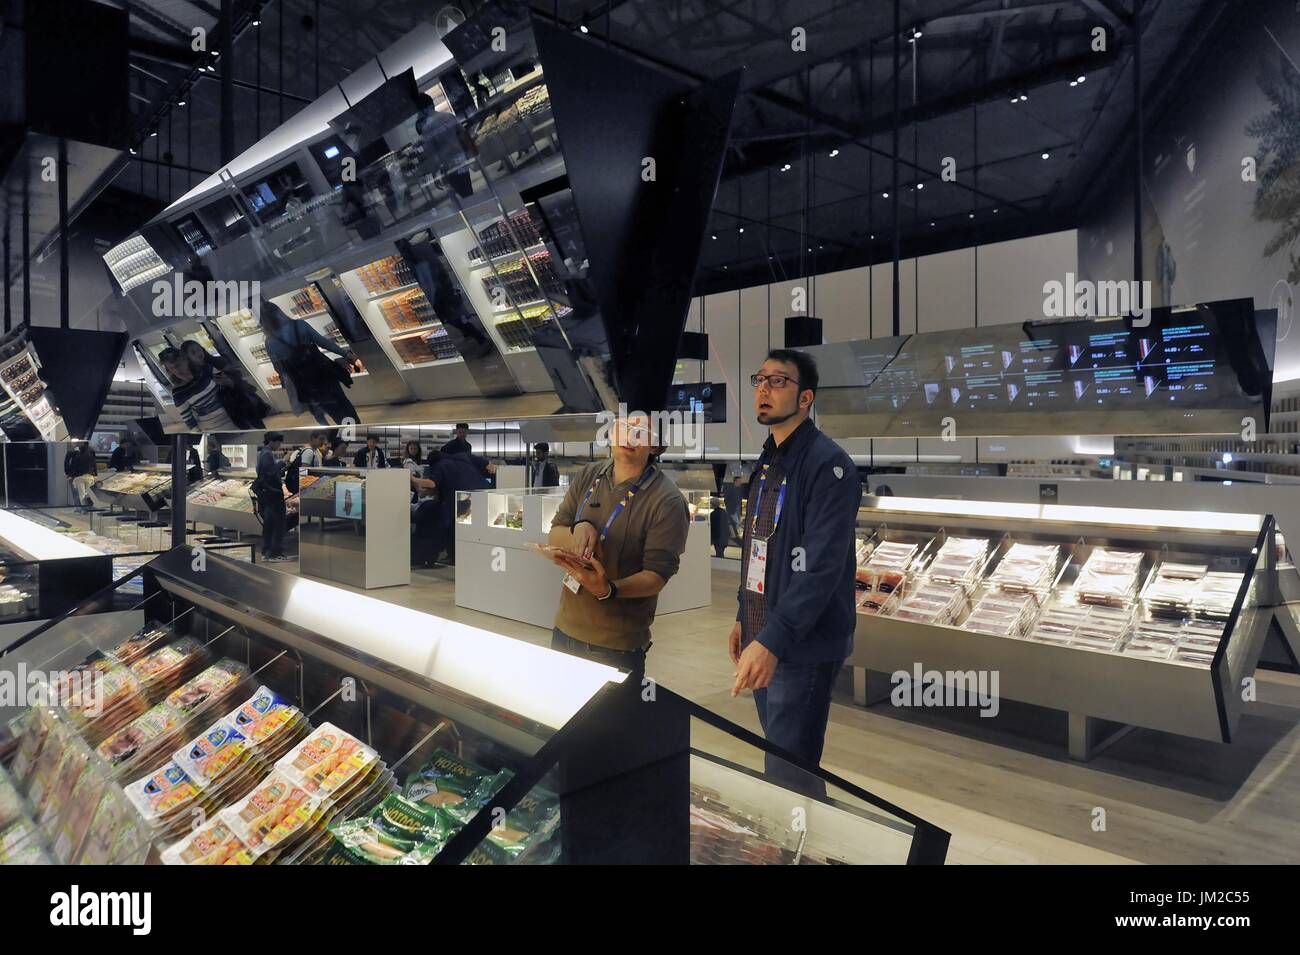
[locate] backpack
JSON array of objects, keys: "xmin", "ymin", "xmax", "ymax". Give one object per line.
[{"xmin": 284, "ymin": 447, "xmax": 306, "ymax": 495}]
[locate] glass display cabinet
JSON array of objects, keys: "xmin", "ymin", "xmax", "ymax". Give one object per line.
[
  {"xmin": 851, "ymin": 495, "xmax": 1274, "ymax": 758},
  {"xmin": 90, "ymin": 466, "xmax": 173, "ymax": 514},
  {"xmin": 0, "ymin": 548, "xmax": 949, "ymax": 864}
]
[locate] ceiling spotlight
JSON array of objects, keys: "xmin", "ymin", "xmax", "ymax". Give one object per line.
[
  {"xmin": 1019, "ymin": 94, "xmax": 1028, "ymax": 102},
  {"xmin": 829, "ymin": 148, "xmax": 840, "ymax": 158},
  {"xmin": 1011, "ymin": 97, "xmax": 1019, "ymax": 104},
  {"xmin": 129, "ymin": 147, "xmax": 137, "ymax": 155},
  {"xmin": 930, "ymin": 221, "xmax": 936, "ymax": 227},
  {"xmin": 711, "ymin": 234, "xmax": 717, "ymax": 240},
  {"xmin": 738, "ymin": 227, "xmax": 745, "ymax": 233},
  {"xmin": 1042, "ymin": 152, "xmax": 1050, "ymax": 159},
  {"xmin": 969, "ymin": 213, "xmax": 975, "ymax": 219},
  {"xmin": 916, "ymin": 182, "xmax": 924, "ymax": 190},
  {"xmin": 912, "ymin": 28, "xmax": 923, "ymax": 39},
  {"xmin": 579, "ymin": 23, "xmax": 589, "ymax": 33},
  {"xmin": 781, "ymin": 163, "xmax": 792, "ymax": 171},
  {"xmin": 1069, "ymin": 81, "xmax": 1078, "ymax": 87},
  {"xmin": 1077, "ymin": 75, "xmax": 1086, "ymax": 83},
  {"xmin": 149, "ymin": 130, "xmax": 158, "ymax": 137},
  {"xmin": 882, "ymin": 191, "xmax": 889, "ymax": 198},
  {"xmin": 993, "ymin": 208, "xmax": 999, "ymax": 213},
  {"xmin": 177, "ymin": 99, "xmax": 186, "ymax": 106},
  {"xmin": 252, "ymin": 17, "xmax": 262, "ymax": 26}
]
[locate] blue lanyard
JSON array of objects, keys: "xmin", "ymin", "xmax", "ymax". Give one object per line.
[
  {"xmin": 750, "ymin": 463, "xmax": 788, "ymax": 538},
  {"xmin": 575, "ymin": 464, "xmax": 653, "ymax": 542}
]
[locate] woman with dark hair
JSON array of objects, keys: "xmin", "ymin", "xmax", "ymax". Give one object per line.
[
  {"xmin": 181, "ymin": 340, "xmax": 268, "ymax": 429},
  {"xmin": 258, "ymin": 303, "xmax": 360, "ymax": 426},
  {"xmin": 160, "ymin": 346, "xmax": 237, "ymax": 432}
]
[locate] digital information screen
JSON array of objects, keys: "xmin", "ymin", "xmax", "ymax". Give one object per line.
[{"xmin": 812, "ymin": 299, "xmax": 1272, "ymax": 438}]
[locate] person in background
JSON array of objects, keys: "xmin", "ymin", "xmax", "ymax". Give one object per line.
[
  {"xmin": 353, "ymin": 435, "xmax": 390, "ymax": 469},
  {"xmin": 709, "ymin": 494, "xmax": 730, "ymax": 559},
  {"xmin": 253, "ymin": 432, "xmax": 291, "ymax": 562},
  {"xmin": 300, "ymin": 431, "xmax": 326, "ymax": 469},
  {"xmin": 181, "ymin": 339, "xmax": 267, "ymax": 429},
  {"xmin": 420, "ymin": 444, "xmax": 494, "ymax": 566},
  {"xmin": 442, "ymin": 423, "xmax": 472, "ymax": 455},
  {"xmin": 403, "ymin": 441, "xmax": 434, "ymax": 507},
  {"xmin": 160, "ymin": 347, "xmax": 238, "ymax": 432},
  {"xmin": 325, "ymin": 437, "xmax": 348, "ymax": 464},
  {"xmin": 109, "ymin": 438, "xmax": 137, "ymax": 472},
  {"xmin": 65, "ymin": 442, "xmax": 97, "ymax": 512},
  {"xmin": 259, "ymin": 302, "xmax": 360, "ymax": 426},
  {"xmin": 186, "ymin": 443, "xmax": 203, "ymax": 483},
  {"xmin": 723, "ymin": 474, "xmax": 746, "ymax": 547},
  {"xmin": 536, "ymin": 412, "xmax": 689, "ymax": 679},
  {"xmin": 728, "ymin": 349, "xmax": 862, "ymax": 795},
  {"xmin": 530, "ymin": 442, "xmax": 560, "ymax": 488}
]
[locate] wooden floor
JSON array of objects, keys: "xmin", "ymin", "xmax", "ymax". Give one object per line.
[{"xmin": 255, "ymin": 553, "xmax": 1300, "ymax": 865}]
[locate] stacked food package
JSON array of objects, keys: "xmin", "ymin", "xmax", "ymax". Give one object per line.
[
  {"xmin": 962, "ymin": 590, "xmax": 1039, "ymax": 637},
  {"xmin": 1193, "ymin": 572, "xmax": 1244, "ymax": 619},
  {"xmin": 987, "ymin": 543, "xmax": 1060, "ymax": 594},
  {"xmin": 854, "ymin": 540, "xmax": 918, "ymax": 614},
  {"xmin": 1141, "ymin": 563, "xmax": 1208, "ymax": 617},
  {"xmin": 1028, "ymin": 598, "xmax": 1132, "ymax": 651},
  {"xmin": 1073, "ymin": 548, "xmax": 1145, "ymax": 607},
  {"xmin": 689, "ymin": 784, "xmax": 799, "ymax": 865},
  {"xmin": 890, "ymin": 579, "xmax": 967, "ymax": 625}
]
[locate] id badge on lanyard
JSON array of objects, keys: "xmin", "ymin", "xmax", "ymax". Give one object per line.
[{"xmin": 745, "ymin": 465, "xmax": 786, "ymax": 595}]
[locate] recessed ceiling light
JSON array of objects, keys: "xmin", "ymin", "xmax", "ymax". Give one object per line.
[
  {"xmin": 738, "ymin": 227, "xmax": 744, "ymax": 233},
  {"xmin": 969, "ymin": 213, "xmax": 975, "ymax": 218},
  {"xmin": 829, "ymin": 148, "xmax": 839, "ymax": 158},
  {"xmin": 711, "ymin": 234, "xmax": 717, "ymax": 240},
  {"xmin": 1010, "ymin": 97, "xmax": 1018, "ymax": 104},
  {"xmin": 1077, "ymin": 75, "xmax": 1086, "ymax": 83},
  {"xmin": 1042, "ymin": 152, "xmax": 1050, "ymax": 159},
  {"xmin": 149, "ymin": 131, "xmax": 157, "ymax": 137},
  {"xmin": 129, "ymin": 147, "xmax": 137, "ymax": 155},
  {"xmin": 916, "ymin": 182, "xmax": 924, "ymax": 190},
  {"xmin": 882, "ymin": 191, "xmax": 889, "ymax": 198},
  {"xmin": 177, "ymin": 99, "xmax": 186, "ymax": 106},
  {"xmin": 1020, "ymin": 94, "xmax": 1028, "ymax": 102},
  {"xmin": 930, "ymin": 221, "xmax": 936, "ymax": 226},
  {"xmin": 1069, "ymin": 81, "xmax": 1078, "ymax": 87},
  {"xmin": 781, "ymin": 163, "xmax": 791, "ymax": 171},
  {"xmin": 579, "ymin": 24, "xmax": 589, "ymax": 33},
  {"xmin": 252, "ymin": 18, "xmax": 261, "ymax": 26}
]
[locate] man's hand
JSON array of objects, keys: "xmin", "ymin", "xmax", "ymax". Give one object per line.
[
  {"xmin": 485, "ymin": 461, "xmax": 498, "ymax": 476},
  {"xmin": 570, "ymin": 521, "xmax": 598, "ymax": 561},
  {"xmin": 554, "ymin": 552, "xmax": 610, "ymax": 598},
  {"xmin": 728, "ymin": 621, "xmax": 742, "ymax": 665},
  {"xmin": 731, "ymin": 640, "xmax": 778, "ymax": 697}
]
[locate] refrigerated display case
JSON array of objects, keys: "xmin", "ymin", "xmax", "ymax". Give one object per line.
[
  {"xmin": 186, "ymin": 474, "xmax": 261, "ymax": 537},
  {"xmin": 297, "ymin": 467, "xmax": 409, "ymax": 588},
  {"xmin": 0, "ymin": 548, "xmax": 949, "ymax": 864},
  {"xmin": 849, "ymin": 495, "xmax": 1274, "ymax": 758},
  {"xmin": 0, "ymin": 510, "xmax": 113, "ymax": 632},
  {"xmin": 90, "ymin": 466, "xmax": 173, "ymax": 514}
]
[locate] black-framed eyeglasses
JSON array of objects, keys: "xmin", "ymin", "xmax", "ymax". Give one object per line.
[{"xmin": 750, "ymin": 373, "xmax": 800, "ymax": 390}]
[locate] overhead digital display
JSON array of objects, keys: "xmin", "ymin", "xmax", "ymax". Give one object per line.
[{"xmin": 811, "ymin": 299, "xmax": 1273, "ymax": 438}]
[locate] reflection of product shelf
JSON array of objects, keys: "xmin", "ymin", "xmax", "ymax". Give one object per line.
[
  {"xmin": 378, "ymin": 287, "xmax": 436, "ymax": 332},
  {"xmin": 355, "ymin": 255, "xmax": 416, "ymax": 296},
  {"xmin": 287, "ymin": 285, "xmax": 328, "ymax": 319}
]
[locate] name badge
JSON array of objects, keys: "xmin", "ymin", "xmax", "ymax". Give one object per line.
[
  {"xmin": 563, "ymin": 572, "xmax": 581, "ymax": 594},
  {"xmin": 746, "ymin": 538, "xmax": 768, "ymax": 594}
]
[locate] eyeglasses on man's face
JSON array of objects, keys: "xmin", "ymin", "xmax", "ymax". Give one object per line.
[{"xmin": 750, "ymin": 373, "xmax": 800, "ymax": 390}]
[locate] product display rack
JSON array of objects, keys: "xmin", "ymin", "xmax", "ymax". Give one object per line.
[
  {"xmin": 338, "ymin": 254, "xmax": 466, "ymax": 373},
  {"xmin": 90, "ymin": 465, "xmax": 173, "ymax": 515},
  {"xmin": 185, "ymin": 474, "xmax": 260, "ymax": 537},
  {"xmin": 849, "ymin": 495, "xmax": 1275, "ymax": 758},
  {"xmin": 0, "ymin": 549, "xmax": 949, "ymax": 864}
]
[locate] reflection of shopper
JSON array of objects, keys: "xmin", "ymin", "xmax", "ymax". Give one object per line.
[
  {"xmin": 110, "ymin": 438, "xmax": 137, "ymax": 472},
  {"xmin": 442, "ymin": 423, "xmax": 472, "ymax": 455},
  {"xmin": 301, "ymin": 431, "xmax": 326, "ymax": 468},
  {"xmin": 186, "ymin": 444, "xmax": 202, "ymax": 483},
  {"xmin": 730, "ymin": 350, "xmax": 862, "ymax": 797},
  {"xmin": 352, "ymin": 435, "xmax": 389, "ymax": 469},
  {"xmin": 161, "ymin": 347, "xmax": 237, "ymax": 432},
  {"xmin": 65, "ymin": 442, "xmax": 97, "ymax": 511},
  {"xmin": 259, "ymin": 303, "xmax": 360, "ymax": 426},
  {"xmin": 710, "ymin": 496, "xmax": 730, "ymax": 558},
  {"xmin": 723, "ymin": 475, "xmax": 745, "ymax": 545},
  {"xmin": 537, "ymin": 412, "xmax": 689, "ymax": 680},
  {"xmin": 253, "ymin": 432, "xmax": 290, "ymax": 562},
  {"xmin": 529, "ymin": 442, "xmax": 559, "ymax": 488},
  {"xmin": 181, "ymin": 340, "xmax": 267, "ymax": 429}
]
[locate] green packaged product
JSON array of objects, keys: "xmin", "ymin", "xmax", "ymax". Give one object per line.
[
  {"xmin": 327, "ymin": 817, "xmax": 442, "ymax": 865},
  {"xmin": 402, "ymin": 749, "xmax": 508, "ymax": 822},
  {"xmin": 484, "ymin": 785, "xmax": 559, "ymax": 858}
]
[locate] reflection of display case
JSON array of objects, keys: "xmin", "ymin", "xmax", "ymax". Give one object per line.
[
  {"xmin": 298, "ymin": 467, "xmax": 409, "ymax": 588},
  {"xmin": 0, "ymin": 510, "xmax": 112, "ymax": 636},
  {"xmin": 185, "ymin": 473, "xmax": 262, "ymax": 537},
  {"xmin": 455, "ymin": 485, "xmax": 711, "ymax": 627},
  {"xmin": 0, "ymin": 549, "xmax": 948, "ymax": 864},
  {"xmin": 90, "ymin": 466, "xmax": 173, "ymax": 513},
  {"xmin": 850, "ymin": 495, "xmax": 1273, "ymax": 758},
  {"xmin": 684, "ymin": 489, "xmax": 716, "ymax": 523}
]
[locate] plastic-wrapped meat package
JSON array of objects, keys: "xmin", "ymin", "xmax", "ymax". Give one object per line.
[
  {"xmin": 890, "ymin": 579, "xmax": 965, "ymax": 625},
  {"xmin": 1073, "ymin": 548, "xmax": 1144, "ymax": 607},
  {"xmin": 925, "ymin": 537, "xmax": 989, "ymax": 587},
  {"xmin": 963, "ymin": 592, "xmax": 1037, "ymax": 637},
  {"xmin": 860, "ymin": 541, "xmax": 919, "ymax": 594},
  {"xmin": 1192, "ymin": 572, "xmax": 1244, "ymax": 619},
  {"xmin": 989, "ymin": 543, "xmax": 1060, "ymax": 594},
  {"xmin": 1141, "ymin": 562, "xmax": 1206, "ymax": 618}
]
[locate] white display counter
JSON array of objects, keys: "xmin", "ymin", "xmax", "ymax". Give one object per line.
[
  {"xmin": 298, "ymin": 466, "xmax": 410, "ymax": 588},
  {"xmin": 454, "ymin": 485, "xmax": 712, "ymax": 628}
]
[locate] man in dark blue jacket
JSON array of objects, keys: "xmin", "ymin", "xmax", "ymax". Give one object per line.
[{"xmin": 729, "ymin": 349, "xmax": 862, "ymax": 793}]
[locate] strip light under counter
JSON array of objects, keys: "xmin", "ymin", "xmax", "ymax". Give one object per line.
[
  {"xmin": 0, "ymin": 509, "xmax": 101, "ymax": 561},
  {"xmin": 867, "ymin": 495, "xmax": 1263, "ymax": 535},
  {"xmin": 280, "ymin": 575, "xmax": 625, "ymax": 732}
]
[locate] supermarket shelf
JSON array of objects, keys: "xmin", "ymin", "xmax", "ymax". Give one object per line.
[
  {"xmin": 389, "ymin": 321, "xmax": 445, "ymax": 340},
  {"xmin": 403, "ymin": 355, "xmax": 463, "ymax": 369},
  {"xmin": 364, "ymin": 281, "xmax": 420, "ymax": 300},
  {"xmin": 469, "ymin": 242, "xmax": 546, "ymax": 270},
  {"xmin": 495, "ymin": 298, "xmax": 548, "ymax": 313}
]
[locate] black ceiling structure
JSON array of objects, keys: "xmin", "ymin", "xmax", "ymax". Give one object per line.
[{"xmin": 5, "ymin": 0, "xmax": 1232, "ymax": 323}]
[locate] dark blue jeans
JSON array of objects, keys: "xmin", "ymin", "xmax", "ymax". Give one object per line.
[
  {"xmin": 753, "ymin": 658, "xmax": 843, "ymax": 798},
  {"xmin": 551, "ymin": 628, "xmax": 646, "ymax": 681}
]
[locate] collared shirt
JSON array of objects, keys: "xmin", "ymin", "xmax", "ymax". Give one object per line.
[
  {"xmin": 551, "ymin": 460, "xmax": 689, "ymax": 652},
  {"xmin": 740, "ymin": 418, "xmax": 815, "ymax": 645}
]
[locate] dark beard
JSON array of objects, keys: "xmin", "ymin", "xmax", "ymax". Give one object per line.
[{"xmin": 757, "ymin": 408, "xmax": 797, "ymax": 426}]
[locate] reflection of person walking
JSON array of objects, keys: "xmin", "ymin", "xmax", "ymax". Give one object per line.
[{"xmin": 254, "ymin": 432, "xmax": 290, "ymax": 562}]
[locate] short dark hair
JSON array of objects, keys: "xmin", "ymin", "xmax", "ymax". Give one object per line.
[
  {"xmin": 765, "ymin": 348, "xmax": 819, "ymax": 396},
  {"xmin": 455, "ymin": 423, "xmax": 469, "ymax": 431},
  {"xmin": 264, "ymin": 432, "xmax": 283, "ymax": 444},
  {"xmin": 366, "ymin": 434, "xmax": 379, "ymax": 443},
  {"xmin": 309, "ymin": 431, "xmax": 324, "ymax": 441},
  {"xmin": 535, "ymin": 442, "xmax": 549, "ymax": 453}
]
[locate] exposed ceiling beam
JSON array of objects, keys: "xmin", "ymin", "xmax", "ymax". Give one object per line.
[{"xmin": 1075, "ymin": 0, "xmax": 1132, "ymax": 30}]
